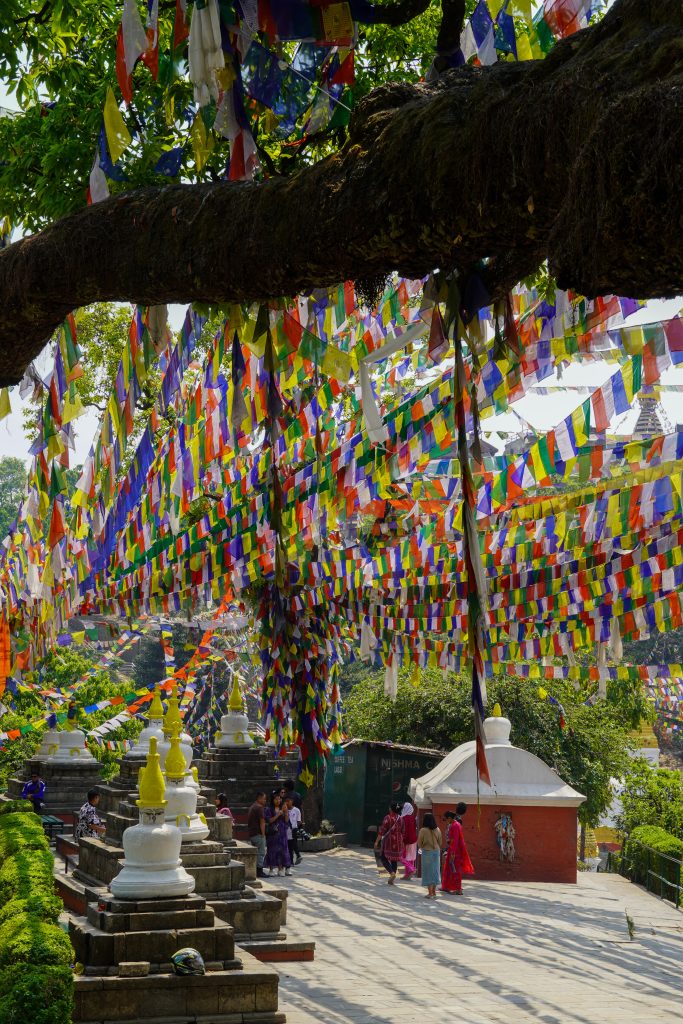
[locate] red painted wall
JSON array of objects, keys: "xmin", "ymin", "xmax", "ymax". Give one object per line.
[{"xmin": 428, "ymin": 802, "xmax": 578, "ymax": 884}]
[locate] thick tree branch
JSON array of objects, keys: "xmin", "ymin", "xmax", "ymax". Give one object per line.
[{"xmin": 0, "ymin": 0, "xmax": 680, "ymax": 384}]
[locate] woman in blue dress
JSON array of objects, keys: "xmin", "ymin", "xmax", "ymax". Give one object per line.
[
  {"xmin": 417, "ymin": 812, "xmax": 443, "ymax": 898},
  {"xmin": 264, "ymin": 789, "xmax": 292, "ymax": 876}
]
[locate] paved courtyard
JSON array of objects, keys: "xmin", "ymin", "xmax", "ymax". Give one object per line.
[{"xmin": 273, "ymin": 847, "xmax": 683, "ymax": 1024}]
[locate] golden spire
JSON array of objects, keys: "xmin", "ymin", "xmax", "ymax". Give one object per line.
[
  {"xmin": 228, "ymin": 675, "xmax": 244, "ymax": 714},
  {"xmin": 148, "ymin": 684, "xmax": 164, "ymax": 721},
  {"xmin": 137, "ymin": 737, "xmax": 167, "ymax": 808},
  {"xmin": 163, "ymin": 683, "xmax": 183, "ymax": 737},
  {"xmin": 165, "ymin": 724, "xmax": 187, "ymax": 781},
  {"xmin": 492, "ymin": 703, "xmax": 503, "ymax": 718}
]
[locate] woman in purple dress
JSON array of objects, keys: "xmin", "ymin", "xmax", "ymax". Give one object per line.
[{"xmin": 264, "ymin": 789, "xmax": 292, "ymax": 876}]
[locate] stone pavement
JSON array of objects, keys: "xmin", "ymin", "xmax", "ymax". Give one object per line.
[{"xmin": 271, "ymin": 847, "xmax": 683, "ymax": 1024}]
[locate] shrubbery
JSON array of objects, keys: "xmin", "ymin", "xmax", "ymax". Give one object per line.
[
  {"xmin": 623, "ymin": 824, "xmax": 683, "ymax": 896},
  {"xmin": 0, "ymin": 800, "xmax": 33, "ymax": 816},
  {"xmin": 0, "ymin": 812, "xmax": 73, "ymax": 1024}
]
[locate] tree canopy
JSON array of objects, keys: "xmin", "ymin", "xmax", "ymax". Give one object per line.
[{"xmin": 343, "ymin": 667, "xmax": 644, "ymax": 826}]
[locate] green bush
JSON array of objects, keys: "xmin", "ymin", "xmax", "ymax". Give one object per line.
[
  {"xmin": 624, "ymin": 825, "xmax": 683, "ymax": 893},
  {"xmin": 0, "ymin": 813, "xmax": 48, "ymax": 856},
  {"xmin": 0, "ymin": 914, "xmax": 73, "ymax": 968},
  {"xmin": 0, "ymin": 846, "xmax": 54, "ymax": 903},
  {"xmin": 0, "ymin": 800, "xmax": 34, "ymax": 817},
  {"xmin": 0, "ymin": 892, "xmax": 62, "ymax": 928},
  {"xmin": 0, "ymin": 811, "xmax": 74, "ymax": 1024},
  {"xmin": 0, "ymin": 965, "xmax": 73, "ymax": 1024}
]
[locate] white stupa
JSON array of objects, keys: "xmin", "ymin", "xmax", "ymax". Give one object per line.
[
  {"xmin": 128, "ymin": 684, "xmax": 165, "ymax": 756},
  {"xmin": 216, "ymin": 676, "xmax": 253, "ymax": 748},
  {"xmin": 410, "ymin": 708, "xmax": 585, "ymax": 809},
  {"xmin": 110, "ymin": 737, "xmax": 195, "ymax": 899},
  {"xmin": 163, "ymin": 724, "xmax": 210, "ymax": 842},
  {"xmin": 48, "ymin": 726, "xmax": 97, "ymax": 763}
]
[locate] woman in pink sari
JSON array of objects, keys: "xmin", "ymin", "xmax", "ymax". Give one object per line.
[{"xmin": 441, "ymin": 802, "xmax": 474, "ymax": 894}]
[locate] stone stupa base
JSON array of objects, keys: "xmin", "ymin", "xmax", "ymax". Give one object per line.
[
  {"xmin": 70, "ymin": 835, "xmax": 284, "ymax": 941},
  {"xmin": 6, "ymin": 755, "xmax": 104, "ymax": 821},
  {"xmin": 196, "ymin": 745, "xmax": 300, "ymax": 840},
  {"xmin": 70, "ymin": 893, "xmax": 283, "ymax": 1024}
]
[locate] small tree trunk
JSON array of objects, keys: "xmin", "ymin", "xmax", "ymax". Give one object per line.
[{"xmin": 579, "ymin": 823, "xmax": 586, "ymax": 862}]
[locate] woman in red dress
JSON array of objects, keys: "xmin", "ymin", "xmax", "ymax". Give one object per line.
[
  {"xmin": 441, "ymin": 802, "xmax": 474, "ymax": 894},
  {"xmin": 374, "ymin": 801, "xmax": 405, "ymax": 885}
]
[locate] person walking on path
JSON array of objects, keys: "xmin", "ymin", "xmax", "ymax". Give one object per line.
[
  {"xmin": 75, "ymin": 788, "xmax": 106, "ymax": 840},
  {"xmin": 286, "ymin": 795, "xmax": 303, "ymax": 866},
  {"xmin": 264, "ymin": 789, "xmax": 292, "ymax": 876},
  {"xmin": 247, "ymin": 790, "xmax": 267, "ymax": 878},
  {"xmin": 21, "ymin": 771, "xmax": 46, "ymax": 813},
  {"xmin": 418, "ymin": 812, "xmax": 443, "ymax": 899},
  {"xmin": 399, "ymin": 800, "xmax": 418, "ymax": 879},
  {"xmin": 441, "ymin": 803, "xmax": 474, "ymax": 895},
  {"xmin": 374, "ymin": 801, "xmax": 405, "ymax": 885}
]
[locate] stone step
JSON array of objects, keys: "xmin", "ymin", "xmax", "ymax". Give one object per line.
[
  {"xmin": 208, "ymin": 891, "xmax": 284, "ymax": 938},
  {"xmin": 70, "ymin": 914, "xmax": 236, "ymax": 967},
  {"xmin": 237, "ymin": 933, "xmax": 316, "ymax": 963},
  {"xmin": 56, "ymin": 832, "xmax": 79, "ymax": 857},
  {"xmin": 72, "ymin": 949, "xmax": 283, "ymax": 1024}
]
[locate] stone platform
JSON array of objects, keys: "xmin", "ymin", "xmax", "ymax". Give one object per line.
[
  {"xmin": 70, "ymin": 892, "xmax": 283, "ymax": 1024},
  {"xmin": 6, "ymin": 754, "xmax": 103, "ymax": 821},
  {"xmin": 196, "ymin": 746, "xmax": 300, "ymax": 839},
  {"xmin": 71, "ymin": 835, "xmax": 285, "ymax": 942}
]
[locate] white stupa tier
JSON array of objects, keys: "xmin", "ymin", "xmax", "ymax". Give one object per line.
[
  {"xmin": 410, "ymin": 714, "xmax": 585, "ymax": 808},
  {"xmin": 110, "ymin": 737, "xmax": 195, "ymax": 900},
  {"xmin": 216, "ymin": 677, "xmax": 253, "ymax": 749},
  {"xmin": 163, "ymin": 726, "xmax": 210, "ymax": 842},
  {"xmin": 36, "ymin": 728, "xmax": 61, "ymax": 758},
  {"xmin": 128, "ymin": 685, "xmax": 165, "ymax": 757},
  {"xmin": 46, "ymin": 728, "xmax": 97, "ymax": 763}
]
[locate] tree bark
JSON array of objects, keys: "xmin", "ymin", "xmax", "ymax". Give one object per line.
[{"xmin": 0, "ymin": 0, "xmax": 680, "ymax": 384}]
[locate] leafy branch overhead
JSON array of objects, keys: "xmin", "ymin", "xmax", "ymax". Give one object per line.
[{"xmin": 0, "ymin": 0, "xmax": 680, "ymax": 384}]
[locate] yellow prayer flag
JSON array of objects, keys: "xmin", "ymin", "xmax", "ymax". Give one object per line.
[
  {"xmin": 0, "ymin": 388, "xmax": 11, "ymax": 420},
  {"xmin": 321, "ymin": 344, "xmax": 352, "ymax": 383},
  {"xmin": 103, "ymin": 87, "xmax": 133, "ymax": 164},
  {"xmin": 191, "ymin": 114, "xmax": 214, "ymax": 172}
]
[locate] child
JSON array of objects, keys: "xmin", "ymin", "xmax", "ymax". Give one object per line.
[{"xmin": 285, "ymin": 795, "xmax": 303, "ymax": 866}]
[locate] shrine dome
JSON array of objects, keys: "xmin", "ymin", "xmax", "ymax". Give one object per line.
[{"xmin": 410, "ymin": 716, "xmax": 585, "ymax": 809}]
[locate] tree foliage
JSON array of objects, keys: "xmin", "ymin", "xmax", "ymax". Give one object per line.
[
  {"xmin": 0, "ymin": 457, "xmax": 27, "ymax": 540},
  {"xmin": 343, "ymin": 667, "xmax": 638, "ymax": 825},
  {"xmin": 0, "ymin": 647, "xmax": 142, "ymax": 786},
  {"xmin": 616, "ymin": 759, "xmax": 683, "ymax": 841}
]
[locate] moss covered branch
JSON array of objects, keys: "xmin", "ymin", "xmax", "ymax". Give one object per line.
[{"xmin": 0, "ymin": 0, "xmax": 680, "ymax": 384}]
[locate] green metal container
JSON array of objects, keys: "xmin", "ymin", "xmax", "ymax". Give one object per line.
[{"xmin": 324, "ymin": 739, "xmax": 444, "ymax": 846}]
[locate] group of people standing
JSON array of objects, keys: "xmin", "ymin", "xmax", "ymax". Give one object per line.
[
  {"xmin": 375, "ymin": 800, "xmax": 473, "ymax": 898},
  {"xmin": 247, "ymin": 779, "xmax": 305, "ymax": 877}
]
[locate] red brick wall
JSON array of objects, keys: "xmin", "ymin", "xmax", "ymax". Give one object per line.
[{"xmin": 428, "ymin": 802, "xmax": 578, "ymax": 884}]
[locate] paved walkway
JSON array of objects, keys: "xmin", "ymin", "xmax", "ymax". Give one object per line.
[{"xmin": 273, "ymin": 847, "xmax": 683, "ymax": 1024}]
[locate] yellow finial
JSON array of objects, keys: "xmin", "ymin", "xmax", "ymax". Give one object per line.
[
  {"xmin": 492, "ymin": 702, "xmax": 503, "ymax": 718},
  {"xmin": 163, "ymin": 683, "xmax": 183, "ymax": 737},
  {"xmin": 148, "ymin": 684, "xmax": 164, "ymax": 721},
  {"xmin": 228, "ymin": 676, "xmax": 244, "ymax": 714},
  {"xmin": 165, "ymin": 724, "xmax": 187, "ymax": 781},
  {"xmin": 191, "ymin": 766, "xmax": 199, "ymax": 784},
  {"xmin": 137, "ymin": 737, "xmax": 167, "ymax": 808}
]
